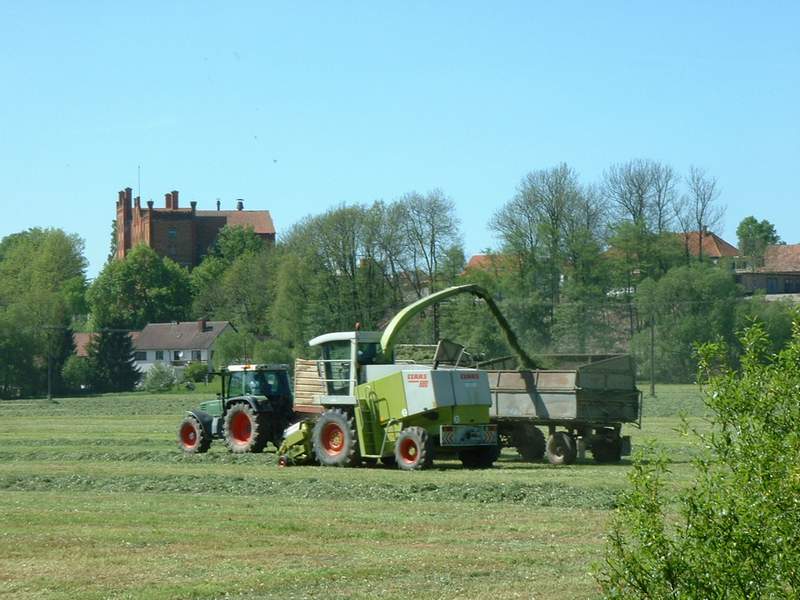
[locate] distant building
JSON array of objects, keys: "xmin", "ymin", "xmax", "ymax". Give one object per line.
[
  {"xmin": 132, "ymin": 320, "xmax": 233, "ymax": 373},
  {"xmin": 73, "ymin": 331, "xmax": 139, "ymax": 357},
  {"xmin": 680, "ymin": 230, "xmax": 739, "ymax": 264},
  {"xmin": 115, "ymin": 187, "xmax": 275, "ymax": 268},
  {"xmin": 736, "ymin": 244, "xmax": 800, "ymax": 296}
]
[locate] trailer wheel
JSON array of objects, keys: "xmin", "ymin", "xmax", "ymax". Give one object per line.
[
  {"xmin": 459, "ymin": 445, "xmax": 499, "ymax": 469},
  {"xmin": 177, "ymin": 415, "xmax": 211, "ymax": 454},
  {"xmin": 394, "ymin": 427, "xmax": 432, "ymax": 471},
  {"xmin": 546, "ymin": 431, "xmax": 577, "ymax": 465},
  {"xmin": 592, "ymin": 430, "xmax": 622, "ymax": 463},
  {"xmin": 224, "ymin": 403, "xmax": 269, "ymax": 454},
  {"xmin": 513, "ymin": 423, "xmax": 546, "ymax": 462},
  {"xmin": 312, "ymin": 409, "xmax": 360, "ymax": 467}
]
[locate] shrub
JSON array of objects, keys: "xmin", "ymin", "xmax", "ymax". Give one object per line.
[
  {"xmin": 142, "ymin": 362, "xmax": 178, "ymax": 393},
  {"xmin": 596, "ymin": 317, "xmax": 800, "ymax": 597},
  {"xmin": 61, "ymin": 355, "xmax": 93, "ymax": 392},
  {"xmin": 182, "ymin": 361, "xmax": 210, "ymax": 383}
]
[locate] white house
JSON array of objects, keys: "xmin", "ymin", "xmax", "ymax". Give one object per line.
[{"xmin": 133, "ymin": 320, "xmax": 232, "ymax": 373}]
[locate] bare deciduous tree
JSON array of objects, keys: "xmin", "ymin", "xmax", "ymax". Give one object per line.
[{"xmin": 686, "ymin": 165, "xmax": 725, "ymax": 262}]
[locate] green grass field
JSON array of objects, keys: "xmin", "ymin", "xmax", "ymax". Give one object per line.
[{"xmin": 0, "ymin": 384, "xmax": 707, "ymax": 599}]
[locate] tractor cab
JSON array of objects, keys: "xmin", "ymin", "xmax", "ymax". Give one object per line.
[
  {"xmin": 308, "ymin": 331, "xmax": 388, "ymax": 398},
  {"xmin": 222, "ymin": 364, "xmax": 292, "ymax": 400}
]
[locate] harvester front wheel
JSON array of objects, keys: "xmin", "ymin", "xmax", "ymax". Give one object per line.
[
  {"xmin": 224, "ymin": 403, "xmax": 269, "ymax": 454},
  {"xmin": 177, "ymin": 415, "xmax": 211, "ymax": 454},
  {"xmin": 546, "ymin": 431, "xmax": 577, "ymax": 465},
  {"xmin": 312, "ymin": 409, "xmax": 360, "ymax": 467},
  {"xmin": 459, "ymin": 445, "xmax": 499, "ymax": 469},
  {"xmin": 513, "ymin": 422, "xmax": 546, "ymax": 462},
  {"xmin": 394, "ymin": 427, "xmax": 432, "ymax": 471}
]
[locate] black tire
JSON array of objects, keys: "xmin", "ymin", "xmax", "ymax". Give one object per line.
[
  {"xmin": 177, "ymin": 415, "xmax": 211, "ymax": 454},
  {"xmin": 459, "ymin": 445, "xmax": 499, "ymax": 469},
  {"xmin": 312, "ymin": 408, "xmax": 360, "ymax": 467},
  {"xmin": 546, "ymin": 431, "xmax": 577, "ymax": 465},
  {"xmin": 592, "ymin": 431, "xmax": 622, "ymax": 463},
  {"xmin": 513, "ymin": 422, "xmax": 546, "ymax": 462},
  {"xmin": 394, "ymin": 426, "xmax": 433, "ymax": 471},
  {"xmin": 223, "ymin": 403, "xmax": 269, "ymax": 454}
]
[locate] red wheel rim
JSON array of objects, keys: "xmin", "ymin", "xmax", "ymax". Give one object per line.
[
  {"xmin": 321, "ymin": 422, "xmax": 345, "ymax": 455},
  {"xmin": 180, "ymin": 422, "xmax": 198, "ymax": 449},
  {"xmin": 230, "ymin": 411, "xmax": 252, "ymax": 443},
  {"xmin": 398, "ymin": 437, "xmax": 419, "ymax": 465}
]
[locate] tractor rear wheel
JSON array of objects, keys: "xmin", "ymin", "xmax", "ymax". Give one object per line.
[
  {"xmin": 459, "ymin": 445, "xmax": 499, "ymax": 469},
  {"xmin": 312, "ymin": 409, "xmax": 360, "ymax": 467},
  {"xmin": 394, "ymin": 426, "xmax": 433, "ymax": 470},
  {"xmin": 177, "ymin": 415, "xmax": 211, "ymax": 454},
  {"xmin": 513, "ymin": 422, "xmax": 546, "ymax": 462},
  {"xmin": 224, "ymin": 403, "xmax": 269, "ymax": 453},
  {"xmin": 546, "ymin": 431, "xmax": 577, "ymax": 465}
]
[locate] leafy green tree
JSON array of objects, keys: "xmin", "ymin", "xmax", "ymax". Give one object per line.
[
  {"xmin": 632, "ymin": 264, "xmax": 739, "ymax": 382},
  {"xmin": 142, "ymin": 362, "xmax": 177, "ymax": 392},
  {"xmin": 736, "ymin": 215, "xmax": 782, "ymax": 258},
  {"xmin": 87, "ymin": 330, "xmax": 140, "ymax": 392},
  {"xmin": 61, "ymin": 355, "xmax": 92, "ymax": 392},
  {"xmin": 598, "ymin": 319, "xmax": 800, "ymax": 597},
  {"xmin": 87, "ymin": 244, "xmax": 191, "ymax": 329}
]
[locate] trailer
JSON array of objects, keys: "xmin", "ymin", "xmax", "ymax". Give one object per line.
[{"xmin": 483, "ymin": 354, "xmax": 642, "ymax": 465}]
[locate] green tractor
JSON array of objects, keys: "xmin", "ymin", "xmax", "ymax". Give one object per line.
[{"xmin": 177, "ymin": 364, "xmax": 294, "ymax": 454}]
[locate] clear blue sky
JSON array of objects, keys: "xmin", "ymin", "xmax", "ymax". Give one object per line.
[{"xmin": 1, "ymin": 2, "xmax": 798, "ymax": 278}]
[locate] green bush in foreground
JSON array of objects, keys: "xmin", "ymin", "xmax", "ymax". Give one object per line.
[
  {"xmin": 182, "ymin": 361, "xmax": 210, "ymax": 383},
  {"xmin": 597, "ymin": 318, "xmax": 800, "ymax": 598}
]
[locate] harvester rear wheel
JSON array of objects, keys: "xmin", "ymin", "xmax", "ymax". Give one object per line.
[
  {"xmin": 513, "ymin": 422, "xmax": 546, "ymax": 462},
  {"xmin": 223, "ymin": 403, "xmax": 269, "ymax": 454},
  {"xmin": 177, "ymin": 415, "xmax": 211, "ymax": 454},
  {"xmin": 394, "ymin": 426, "xmax": 432, "ymax": 470},
  {"xmin": 546, "ymin": 431, "xmax": 577, "ymax": 465},
  {"xmin": 312, "ymin": 409, "xmax": 360, "ymax": 467},
  {"xmin": 459, "ymin": 445, "xmax": 499, "ymax": 469}
]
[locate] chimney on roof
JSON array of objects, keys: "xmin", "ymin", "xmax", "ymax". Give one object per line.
[
  {"xmin": 172, "ymin": 190, "xmax": 179, "ymax": 209},
  {"xmin": 117, "ymin": 190, "xmax": 125, "ymax": 207},
  {"xmin": 198, "ymin": 319, "xmax": 207, "ymax": 332},
  {"xmin": 147, "ymin": 199, "xmax": 154, "ymax": 210},
  {"xmin": 190, "ymin": 200, "xmax": 197, "ymax": 214},
  {"xmin": 125, "ymin": 187, "xmax": 133, "ymax": 203},
  {"xmin": 134, "ymin": 196, "xmax": 141, "ymax": 209},
  {"xmin": 236, "ymin": 199, "xmax": 244, "ymax": 211},
  {"xmin": 165, "ymin": 192, "xmax": 173, "ymax": 209},
  {"xmin": 216, "ymin": 198, "xmax": 220, "ymax": 211}
]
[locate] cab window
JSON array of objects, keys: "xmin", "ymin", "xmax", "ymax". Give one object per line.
[{"xmin": 322, "ymin": 341, "xmax": 351, "ymax": 395}]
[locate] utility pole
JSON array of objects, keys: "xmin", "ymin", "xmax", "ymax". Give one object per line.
[{"xmin": 649, "ymin": 314, "xmax": 656, "ymax": 397}]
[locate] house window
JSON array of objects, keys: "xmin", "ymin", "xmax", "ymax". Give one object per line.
[
  {"xmin": 155, "ymin": 350, "xmax": 164, "ymax": 361},
  {"xmin": 134, "ymin": 351, "xmax": 147, "ymax": 361},
  {"xmin": 168, "ymin": 227, "xmax": 177, "ymax": 240},
  {"xmin": 173, "ymin": 351, "xmax": 183, "ymax": 361},
  {"xmin": 785, "ymin": 279, "xmax": 792, "ymax": 293},
  {"xmin": 767, "ymin": 278, "xmax": 778, "ymax": 293},
  {"xmin": 191, "ymin": 350, "xmax": 202, "ymax": 361}
]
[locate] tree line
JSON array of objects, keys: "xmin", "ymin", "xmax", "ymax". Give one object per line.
[{"xmin": 0, "ymin": 159, "xmax": 791, "ymax": 397}]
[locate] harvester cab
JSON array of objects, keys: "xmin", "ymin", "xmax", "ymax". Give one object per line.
[{"xmin": 177, "ymin": 364, "xmax": 294, "ymax": 455}]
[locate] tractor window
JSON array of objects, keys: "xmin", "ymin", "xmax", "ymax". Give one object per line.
[
  {"xmin": 322, "ymin": 341, "xmax": 351, "ymax": 395},
  {"xmin": 356, "ymin": 342, "xmax": 385, "ymax": 366},
  {"xmin": 228, "ymin": 372, "xmax": 245, "ymax": 397}
]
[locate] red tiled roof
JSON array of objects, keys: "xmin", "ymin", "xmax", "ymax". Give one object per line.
[
  {"xmin": 464, "ymin": 254, "xmax": 515, "ymax": 271},
  {"xmin": 195, "ymin": 210, "xmax": 275, "ymax": 235},
  {"xmin": 761, "ymin": 244, "xmax": 800, "ymax": 272},
  {"xmin": 681, "ymin": 231, "xmax": 739, "ymax": 259}
]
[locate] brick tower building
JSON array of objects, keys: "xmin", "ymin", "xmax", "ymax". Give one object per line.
[{"xmin": 115, "ymin": 188, "xmax": 275, "ymax": 268}]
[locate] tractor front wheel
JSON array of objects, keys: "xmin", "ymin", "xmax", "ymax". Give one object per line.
[
  {"xmin": 312, "ymin": 409, "xmax": 360, "ymax": 467},
  {"xmin": 546, "ymin": 431, "xmax": 577, "ymax": 465},
  {"xmin": 177, "ymin": 415, "xmax": 211, "ymax": 454},
  {"xmin": 223, "ymin": 403, "xmax": 269, "ymax": 453},
  {"xmin": 394, "ymin": 426, "xmax": 433, "ymax": 471}
]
